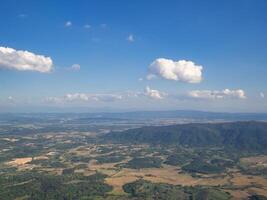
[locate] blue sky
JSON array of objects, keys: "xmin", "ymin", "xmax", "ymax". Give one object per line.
[{"xmin": 0, "ymin": 0, "xmax": 266, "ymax": 112}]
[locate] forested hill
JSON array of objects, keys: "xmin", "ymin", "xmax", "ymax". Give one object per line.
[{"xmin": 104, "ymin": 121, "xmax": 267, "ymax": 152}]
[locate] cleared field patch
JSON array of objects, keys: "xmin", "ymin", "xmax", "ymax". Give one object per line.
[
  {"xmin": 222, "ymin": 189, "xmax": 249, "ymax": 200},
  {"xmin": 88, "ymin": 158, "xmax": 130, "ymax": 176},
  {"xmin": 7, "ymin": 157, "xmax": 32, "ymax": 166},
  {"xmin": 230, "ymin": 173, "xmax": 267, "ymax": 187},
  {"xmin": 248, "ymin": 187, "xmax": 267, "ymax": 197},
  {"xmin": 240, "ymin": 155, "xmax": 267, "ymax": 166},
  {"xmin": 105, "ymin": 164, "xmax": 231, "ymax": 194},
  {"xmin": 223, "ymin": 172, "xmax": 267, "ymax": 199},
  {"xmin": 106, "ymin": 176, "xmax": 138, "ymax": 194},
  {"xmin": 33, "ymin": 156, "xmax": 49, "ymax": 160}
]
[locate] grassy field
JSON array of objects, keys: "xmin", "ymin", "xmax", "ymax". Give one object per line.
[{"xmin": 1, "ymin": 130, "xmax": 267, "ymax": 199}]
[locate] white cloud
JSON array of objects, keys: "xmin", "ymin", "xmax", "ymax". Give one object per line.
[
  {"xmin": 65, "ymin": 21, "xmax": 72, "ymax": 27},
  {"xmin": 0, "ymin": 47, "xmax": 53, "ymax": 73},
  {"xmin": 147, "ymin": 58, "xmax": 203, "ymax": 83},
  {"xmin": 65, "ymin": 93, "xmax": 89, "ymax": 101},
  {"xmin": 46, "ymin": 93, "xmax": 123, "ymax": 103},
  {"xmin": 188, "ymin": 89, "xmax": 246, "ymax": 100},
  {"xmin": 45, "ymin": 87, "xmax": 168, "ymax": 104},
  {"xmin": 260, "ymin": 92, "xmax": 265, "ymax": 98},
  {"xmin": 84, "ymin": 24, "xmax": 91, "ymax": 29},
  {"xmin": 70, "ymin": 64, "xmax": 80, "ymax": 71},
  {"xmin": 8, "ymin": 96, "xmax": 14, "ymax": 101},
  {"xmin": 144, "ymin": 86, "xmax": 166, "ymax": 99},
  {"xmin": 127, "ymin": 34, "xmax": 134, "ymax": 42},
  {"xmin": 95, "ymin": 94, "xmax": 123, "ymax": 102},
  {"xmin": 45, "ymin": 97, "xmax": 62, "ymax": 104}
]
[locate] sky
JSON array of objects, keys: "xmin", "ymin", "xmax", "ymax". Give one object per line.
[{"xmin": 0, "ymin": 0, "xmax": 267, "ymax": 112}]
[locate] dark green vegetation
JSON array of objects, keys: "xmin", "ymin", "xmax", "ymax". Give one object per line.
[
  {"xmin": 123, "ymin": 179, "xmax": 231, "ymax": 200},
  {"xmin": 29, "ymin": 159, "xmax": 67, "ymax": 168},
  {"xmin": 105, "ymin": 121, "xmax": 267, "ymax": 153},
  {"xmin": 1, "ymin": 117, "xmax": 267, "ymax": 199},
  {"xmin": 164, "ymin": 153, "xmax": 193, "ymax": 166},
  {"xmin": 182, "ymin": 159, "xmax": 226, "ymax": 174},
  {"xmin": 120, "ymin": 157, "xmax": 162, "ymax": 169},
  {"xmin": 0, "ymin": 172, "xmax": 112, "ymax": 200},
  {"xmin": 95, "ymin": 155, "xmax": 126, "ymax": 164},
  {"xmin": 249, "ymin": 195, "xmax": 267, "ymax": 200}
]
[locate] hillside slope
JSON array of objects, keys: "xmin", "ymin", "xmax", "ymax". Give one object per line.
[{"xmin": 104, "ymin": 121, "xmax": 267, "ymax": 152}]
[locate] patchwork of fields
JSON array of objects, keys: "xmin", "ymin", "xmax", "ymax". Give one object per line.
[{"xmin": 1, "ymin": 126, "xmax": 267, "ymax": 199}]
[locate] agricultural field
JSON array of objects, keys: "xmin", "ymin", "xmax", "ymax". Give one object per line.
[{"xmin": 0, "ymin": 117, "xmax": 267, "ymax": 199}]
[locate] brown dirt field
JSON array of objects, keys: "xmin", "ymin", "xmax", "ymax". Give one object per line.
[
  {"xmin": 104, "ymin": 165, "xmax": 231, "ymax": 193},
  {"xmin": 88, "ymin": 159, "xmax": 116, "ymax": 170},
  {"xmin": 241, "ymin": 155, "xmax": 267, "ymax": 165},
  {"xmin": 74, "ymin": 169, "xmax": 85, "ymax": 173},
  {"xmin": 248, "ymin": 187, "xmax": 267, "ymax": 197},
  {"xmin": 7, "ymin": 157, "xmax": 32, "ymax": 166},
  {"xmin": 223, "ymin": 172, "xmax": 267, "ymax": 199},
  {"xmin": 46, "ymin": 151, "xmax": 57, "ymax": 156},
  {"xmin": 61, "ymin": 144, "xmax": 267, "ymax": 197},
  {"xmin": 105, "ymin": 176, "xmax": 139, "ymax": 194},
  {"xmin": 223, "ymin": 189, "xmax": 250, "ymax": 200},
  {"xmin": 83, "ymin": 170, "xmax": 97, "ymax": 176},
  {"xmin": 230, "ymin": 173, "xmax": 267, "ymax": 187},
  {"xmin": 101, "ymin": 163, "xmax": 267, "ymax": 196},
  {"xmin": 34, "ymin": 156, "xmax": 49, "ymax": 160},
  {"xmin": 89, "ymin": 157, "xmax": 130, "ymax": 168},
  {"xmin": 226, "ymin": 187, "xmax": 267, "ymax": 200}
]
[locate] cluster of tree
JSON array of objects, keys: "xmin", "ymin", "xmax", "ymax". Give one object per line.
[
  {"xmin": 95, "ymin": 155, "xmax": 126, "ymax": 164},
  {"xmin": 104, "ymin": 121, "xmax": 267, "ymax": 153},
  {"xmin": 164, "ymin": 153, "xmax": 194, "ymax": 166},
  {"xmin": 0, "ymin": 172, "xmax": 112, "ymax": 200},
  {"xmin": 249, "ymin": 195, "xmax": 267, "ymax": 200},
  {"xmin": 181, "ymin": 159, "xmax": 226, "ymax": 174},
  {"xmin": 30, "ymin": 159, "xmax": 66, "ymax": 168},
  {"xmin": 123, "ymin": 179, "xmax": 231, "ymax": 200},
  {"xmin": 120, "ymin": 157, "xmax": 162, "ymax": 169}
]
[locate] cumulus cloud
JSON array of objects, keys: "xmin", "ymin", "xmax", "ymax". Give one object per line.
[
  {"xmin": 0, "ymin": 47, "xmax": 53, "ymax": 73},
  {"xmin": 8, "ymin": 96, "xmax": 14, "ymax": 102},
  {"xmin": 45, "ymin": 87, "xmax": 169, "ymax": 104},
  {"xmin": 144, "ymin": 86, "xmax": 166, "ymax": 99},
  {"xmin": 127, "ymin": 34, "xmax": 134, "ymax": 42},
  {"xmin": 188, "ymin": 89, "xmax": 246, "ymax": 100},
  {"xmin": 65, "ymin": 21, "xmax": 72, "ymax": 27},
  {"xmin": 147, "ymin": 58, "xmax": 203, "ymax": 83},
  {"xmin": 46, "ymin": 93, "xmax": 123, "ymax": 103},
  {"xmin": 45, "ymin": 97, "xmax": 62, "ymax": 104},
  {"xmin": 95, "ymin": 94, "xmax": 123, "ymax": 102},
  {"xmin": 65, "ymin": 93, "xmax": 89, "ymax": 101},
  {"xmin": 70, "ymin": 64, "xmax": 80, "ymax": 71},
  {"xmin": 260, "ymin": 92, "xmax": 265, "ymax": 98}
]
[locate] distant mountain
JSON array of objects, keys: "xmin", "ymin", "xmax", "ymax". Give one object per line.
[
  {"xmin": 1, "ymin": 110, "xmax": 267, "ymax": 122},
  {"xmin": 104, "ymin": 121, "xmax": 267, "ymax": 152},
  {"xmin": 77, "ymin": 110, "xmax": 267, "ymax": 121}
]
